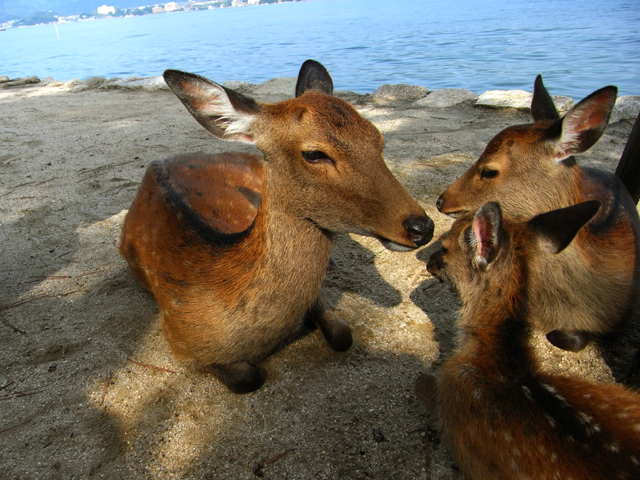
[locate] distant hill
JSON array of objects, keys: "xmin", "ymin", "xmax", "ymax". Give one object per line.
[{"xmin": 0, "ymin": 1, "xmax": 146, "ymax": 22}]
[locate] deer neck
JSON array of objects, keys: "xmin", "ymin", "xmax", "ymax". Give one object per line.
[
  {"xmin": 456, "ymin": 260, "xmax": 537, "ymax": 380},
  {"xmin": 252, "ymin": 164, "xmax": 334, "ymax": 281},
  {"xmin": 554, "ymin": 161, "xmax": 585, "ymax": 206}
]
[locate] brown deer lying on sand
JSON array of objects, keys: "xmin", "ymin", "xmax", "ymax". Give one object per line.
[
  {"xmin": 416, "ymin": 201, "xmax": 640, "ymax": 480},
  {"xmin": 435, "ymin": 76, "xmax": 640, "ymax": 352},
  {"xmin": 120, "ymin": 60, "xmax": 434, "ymax": 393}
]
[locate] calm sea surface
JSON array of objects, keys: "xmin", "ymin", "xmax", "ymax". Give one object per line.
[{"xmin": 1, "ymin": 0, "xmax": 639, "ymax": 97}]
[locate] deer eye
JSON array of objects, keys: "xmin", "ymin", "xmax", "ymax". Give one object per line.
[
  {"xmin": 480, "ymin": 168, "xmax": 499, "ymax": 179},
  {"xmin": 302, "ymin": 150, "xmax": 333, "ymax": 165}
]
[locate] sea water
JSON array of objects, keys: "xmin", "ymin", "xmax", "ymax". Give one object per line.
[{"xmin": 1, "ymin": 0, "xmax": 639, "ymax": 97}]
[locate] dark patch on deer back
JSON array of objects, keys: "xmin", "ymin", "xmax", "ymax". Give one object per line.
[{"xmin": 152, "ymin": 152, "xmax": 265, "ymax": 248}]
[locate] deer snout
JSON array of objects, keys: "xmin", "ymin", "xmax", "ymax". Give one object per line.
[
  {"xmin": 435, "ymin": 194, "xmax": 465, "ymax": 217},
  {"xmin": 426, "ymin": 248, "xmax": 444, "ymax": 277},
  {"xmin": 404, "ymin": 214, "xmax": 434, "ymax": 247},
  {"xmin": 377, "ymin": 214, "xmax": 434, "ymax": 252}
]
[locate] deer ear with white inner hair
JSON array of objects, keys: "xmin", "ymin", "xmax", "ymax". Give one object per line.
[
  {"xmin": 163, "ymin": 69, "xmax": 260, "ymax": 144},
  {"xmin": 547, "ymin": 86, "xmax": 617, "ymax": 162}
]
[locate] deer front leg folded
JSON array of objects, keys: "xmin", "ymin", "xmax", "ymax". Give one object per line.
[
  {"xmin": 203, "ymin": 362, "xmax": 268, "ymax": 395},
  {"xmin": 545, "ymin": 328, "xmax": 594, "ymax": 352},
  {"xmin": 305, "ymin": 294, "xmax": 353, "ymax": 352}
]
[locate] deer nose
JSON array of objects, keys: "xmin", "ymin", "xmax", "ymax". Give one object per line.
[
  {"xmin": 404, "ymin": 215, "xmax": 434, "ymax": 247},
  {"xmin": 435, "ymin": 195, "xmax": 445, "ymax": 212},
  {"xmin": 426, "ymin": 249, "xmax": 444, "ymax": 276}
]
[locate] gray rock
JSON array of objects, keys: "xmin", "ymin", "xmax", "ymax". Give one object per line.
[
  {"xmin": 98, "ymin": 76, "xmax": 168, "ymax": 91},
  {"xmin": 551, "ymin": 96, "xmax": 574, "ymax": 116},
  {"xmin": 477, "ymin": 89, "xmax": 574, "ymax": 114},
  {"xmin": 82, "ymin": 76, "xmax": 107, "ymax": 88},
  {"xmin": 140, "ymin": 77, "xmax": 170, "ymax": 91},
  {"xmin": 223, "ymin": 80, "xmax": 256, "ymax": 94},
  {"xmin": 252, "ymin": 77, "xmax": 297, "ymax": 96},
  {"xmin": 40, "ymin": 76, "xmax": 56, "ymax": 86},
  {"xmin": 414, "ymin": 88, "xmax": 478, "ymax": 108},
  {"xmin": 372, "ymin": 83, "xmax": 429, "ymax": 102},
  {"xmin": 99, "ymin": 78, "xmax": 124, "ymax": 89},
  {"xmin": 476, "ymin": 89, "xmax": 532, "ymax": 110},
  {"xmin": 334, "ymin": 90, "xmax": 370, "ymax": 105},
  {"xmin": 0, "ymin": 76, "xmax": 40, "ymax": 88},
  {"xmin": 611, "ymin": 96, "xmax": 640, "ymax": 123},
  {"xmin": 69, "ymin": 85, "xmax": 90, "ymax": 93},
  {"xmin": 0, "ymin": 75, "xmax": 9, "ymax": 83},
  {"xmin": 63, "ymin": 78, "xmax": 82, "ymax": 88},
  {"xmin": 46, "ymin": 78, "xmax": 65, "ymax": 87}
]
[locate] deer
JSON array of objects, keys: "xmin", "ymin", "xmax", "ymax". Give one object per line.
[
  {"xmin": 435, "ymin": 75, "xmax": 640, "ymax": 352},
  {"xmin": 415, "ymin": 200, "xmax": 640, "ymax": 480},
  {"xmin": 119, "ymin": 60, "xmax": 434, "ymax": 394}
]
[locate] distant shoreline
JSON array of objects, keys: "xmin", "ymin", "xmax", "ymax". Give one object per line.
[{"xmin": 0, "ymin": 0, "xmax": 305, "ymax": 30}]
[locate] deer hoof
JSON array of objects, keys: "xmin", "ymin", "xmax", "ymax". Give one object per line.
[
  {"xmin": 546, "ymin": 329, "xmax": 592, "ymax": 352},
  {"xmin": 208, "ymin": 362, "xmax": 267, "ymax": 394}
]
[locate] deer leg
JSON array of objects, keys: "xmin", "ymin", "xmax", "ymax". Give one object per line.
[
  {"xmin": 414, "ymin": 373, "xmax": 439, "ymax": 417},
  {"xmin": 306, "ymin": 294, "xmax": 353, "ymax": 352},
  {"xmin": 206, "ymin": 362, "xmax": 267, "ymax": 394},
  {"xmin": 546, "ymin": 329, "xmax": 593, "ymax": 352}
]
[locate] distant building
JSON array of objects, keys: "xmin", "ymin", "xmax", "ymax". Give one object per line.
[
  {"xmin": 97, "ymin": 5, "xmax": 115, "ymax": 15},
  {"xmin": 152, "ymin": 6, "xmax": 164, "ymax": 13},
  {"xmin": 165, "ymin": 2, "xmax": 180, "ymax": 11},
  {"xmin": 248, "ymin": 0, "xmax": 261, "ymax": 4}
]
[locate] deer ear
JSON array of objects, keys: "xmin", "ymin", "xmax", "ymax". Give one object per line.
[
  {"xmin": 296, "ymin": 60, "xmax": 334, "ymax": 97},
  {"xmin": 472, "ymin": 202, "xmax": 503, "ymax": 271},
  {"xmin": 547, "ymin": 86, "xmax": 617, "ymax": 162},
  {"xmin": 163, "ymin": 69, "xmax": 260, "ymax": 144},
  {"xmin": 528, "ymin": 200, "xmax": 600, "ymax": 254},
  {"xmin": 531, "ymin": 75, "xmax": 560, "ymax": 122}
]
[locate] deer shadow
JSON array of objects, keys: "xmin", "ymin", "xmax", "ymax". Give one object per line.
[
  {"xmin": 409, "ymin": 241, "xmax": 461, "ymax": 367},
  {"xmin": 323, "ymin": 234, "xmax": 403, "ymax": 309},
  {"xmin": 598, "ymin": 313, "xmax": 640, "ymax": 389}
]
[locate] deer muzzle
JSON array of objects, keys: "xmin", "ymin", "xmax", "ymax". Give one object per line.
[{"xmin": 377, "ymin": 214, "xmax": 434, "ymax": 252}]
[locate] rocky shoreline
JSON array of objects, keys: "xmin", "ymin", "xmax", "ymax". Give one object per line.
[{"xmin": 2, "ymin": 73, "xmax": 639, "ymax": 124}]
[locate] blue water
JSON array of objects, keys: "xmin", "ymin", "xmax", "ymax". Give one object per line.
[{"xmin": 1, "ymin": 0, "xmax": 639, "ymax": 97}]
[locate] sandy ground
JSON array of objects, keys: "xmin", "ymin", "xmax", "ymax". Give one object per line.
[{"xmin": 1, "ymin": 81, "xmax": 638, "ymax": 480}]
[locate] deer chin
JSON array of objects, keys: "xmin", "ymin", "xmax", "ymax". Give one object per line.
[
  {"xmin": 376, "ymin": 236, "xmax": 417, "ymax": 252},
  {"xmin": 444, "ymin": 209, "xmax": 468, "ymax": 219}
]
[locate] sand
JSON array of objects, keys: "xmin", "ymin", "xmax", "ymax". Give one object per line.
[{"xmin": 0, "ymin": 80, "xmax": 638, "ymax": 479}]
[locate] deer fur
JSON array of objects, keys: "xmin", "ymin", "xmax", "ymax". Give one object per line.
[
  {"xmin": 435, "ymin": 76, "xmax": 640, "ymax": 352},
  {"xmin": 120, "ymin": 60, "xmax": 434, "ymax": 393},
  {"xmin": 417, "ymin": 201, "xmax": 640, "ymax": 480}
]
